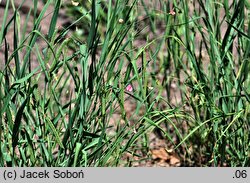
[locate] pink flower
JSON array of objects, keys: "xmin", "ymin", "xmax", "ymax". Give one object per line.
[
  {"xmin": 169, "ymin": 10, "xmax": 176, "ymax": 16},
  {"xmin": 125, "ymin": 84, "xmax": 133, "ymax": 92}
]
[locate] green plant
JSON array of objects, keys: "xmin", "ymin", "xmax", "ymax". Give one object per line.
[{"xmin": 0, "ymin": 0, "xmax": 249, "ymax": 167}]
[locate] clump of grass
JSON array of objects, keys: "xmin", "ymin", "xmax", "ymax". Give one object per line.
[
  {"xmin": 0, "ymin": 0, "xmax": 249, "ymax": 167},
  {"xmin": 135, "ymin": 0, "xmax": 249, "ymax": 166}
]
